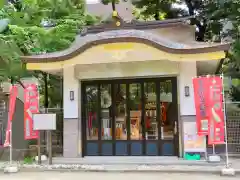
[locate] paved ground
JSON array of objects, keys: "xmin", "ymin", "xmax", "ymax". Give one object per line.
[
  {"xmin": 0, "ymin": 172, "xmax": 238, "ymax": 180},
  {"xmin": 0, "ymin": 157, "xmax": 239, "ymax": 174}
]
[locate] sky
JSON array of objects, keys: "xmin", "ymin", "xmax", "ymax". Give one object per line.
[{"xmin": 85, "ymin": 0, "xmax": 189, "ymax": 12}]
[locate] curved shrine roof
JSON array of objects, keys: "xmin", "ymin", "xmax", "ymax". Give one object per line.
[{"xmin": 22, "ymin": 17, "xmax": 230, "ymax": 63}]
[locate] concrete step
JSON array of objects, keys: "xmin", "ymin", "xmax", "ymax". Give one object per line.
[
  {"xmin": 0, "ymin": 159, "xmax": 239, "ymax": 175},
  {"xmin": 1, "ymin": 163, "xmax": 237, "ymax": 176},
  {"xmin": 51, "ymin": 156, "xmax": 225, "ymax": 166}
]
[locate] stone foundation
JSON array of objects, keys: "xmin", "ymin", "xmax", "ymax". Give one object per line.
[{"xmin": 63, "ymin": 118, "xmax": 79, "ymax": 157}]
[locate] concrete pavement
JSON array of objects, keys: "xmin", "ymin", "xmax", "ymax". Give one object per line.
[
  {"xmin": 0, "ymin": 157, "xmax": 240, "ymax": 175},
  {"xmin": 0, "ymin": 172, "xmax": 238, "ymax": 180},
  {"xmin": 0, "ymin": 163, "xmax": 239, "ymax": 175}
]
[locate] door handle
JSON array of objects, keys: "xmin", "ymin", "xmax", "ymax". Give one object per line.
[
  {"xmin": 174, "ymin": 121, "xmax": 177, "ymax": 135},
  {"xmin": 161, "ymin": 126, "xmax": 164, "ymax": 139}
]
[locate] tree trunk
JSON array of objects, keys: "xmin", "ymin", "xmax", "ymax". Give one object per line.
[
  {"xmin": 44, "ymin": 73, "xmax": 49, "ymax": 109},
  {"xmin": 185, "ymin": 0, "xmax": 206, "ymax": 41},
  {"xmin": 185, "ymin": 0, "xmax": 194, "ymax": 16},
  {"xmin": 154, "ymin": 0, "xmax": 160, "ymax": 20},
  {"xmin": 112, "ymin": 1, "xmax": 116, "ymax": 11}
]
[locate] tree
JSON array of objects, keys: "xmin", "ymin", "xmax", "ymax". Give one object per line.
[
  {"xmin": 131, "ymin": 0, "xmax": 207, "ymax": 40},
  {"xmin": 0, "ymin": 33, "xmax": 28, "ymax": 87},
  {"xmin": 133, "ymin": 0, "xmax": 187, "ymax": 20},
  {"xmin": 101, "ymin": 0, "xmax": 119, "ymax": 11},
  {"xmin": 0, "ymin": 0, "xmax": 100, "ymax": 151},
  {"xmin": 129, "ymin": 0, "xmax": 240, "ymax": 103},
  {"xmin": 201, "ymin": 0, "xmax": 240, "ymax": 102},
  {"xmin": 0, "ymin": 0, "xmax": 99, "ymax": 108}
]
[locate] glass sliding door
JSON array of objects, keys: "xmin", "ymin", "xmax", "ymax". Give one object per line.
[
  {"xmin": 84, "ymin": 85, "xmax": 99, "ymax": 155},
  {"xmin": 159, "ymin": 78, "xmax": 178, "ymax": 156},
  {"xmin": 82, "ymin": 77, "xmax": 178, "ymax": 157},
  {"xmin": 129, "ymin": 83, "xmax": 143, "ymax": 155},
  {"xmin": 114, "ymin": 84, "xmax": 128, "ymax": 155},
  {"xmin": 100, "ymin": 84, "xmax": 113, "ymax": 155},
  {"xmin": 144, "ymin": 82, "xmax": 159, "ymax": 155}
]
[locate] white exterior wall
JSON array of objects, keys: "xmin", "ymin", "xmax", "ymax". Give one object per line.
[
  {"xmin": 63, "ymin": 61, "xmax": 197, "ymax": 118},
  {"xmin": 75, "ymin": 61, "xmax": 179, "ymax": 80},
  {"xmin": 63, "ymin": 66, "xmax": 80, "ymax": 157},
  {"xmin": 179, "ymin": 62, "xmax": 197, "ymax": 115},
  {"xmin": 63, "ymin": 66, "xmax": 79, "ymax": 119}
]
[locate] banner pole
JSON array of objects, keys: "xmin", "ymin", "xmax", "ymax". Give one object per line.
[
  {"xmin": 212, "ymin": 144, "xmax": 216, "ymax": 155},
  {"xmin": 221, "ymin": 73, "xmax": 229, "ymax": 167},
  {"xmin": 9, "ymin": 122, "xmax": 12, "ymax": 165}
]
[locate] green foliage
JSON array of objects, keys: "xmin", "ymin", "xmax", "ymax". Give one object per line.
[
  {"xmin": 101, "ymin": 0, "xmax": 119, "ymax": 5},
  {"xmin": 203, "ymin": 0, "xmax": 240, "ymax": 102},
  {"xmin": 0, "ymin": 37, "xmax": 28, "ymax": 83},
  {"xmin": 4, "ymin": 24, "xmax": 77, "ymax": 54},
  {"xmin": 200, "ymin": 0, "xmax": 239, "ymax": 41},
  {"xmin": 0, "ymin": 0, "xmax": 4, "ymax": 9},
  {"xmin": 0, "ymin": 0, "xmax": 99, "ymax": 55},
  {"xmin": 36, "ymin": 73, "xmax": 63, "ymax": 108},
  {"xmin": 23, "ymin": 156, "xmax": 34, "ymax": 164},
  {"xmin": 0, "ymin": 0, "xmax": 99, "ymax": 107},
  {"xmin": 133, "ymin": 0, "xmax": 187, "ymax": 20},
  {"xmin": 132, "ymin": 6, "xmax": 156, "ymax": 21},
  {"xmin": 230, "ymin": 78, "xmax": 240, "ymax": 105},
  {"xmin": 132, "ymin": 0, "xmax": 240, "ymax": 102}
]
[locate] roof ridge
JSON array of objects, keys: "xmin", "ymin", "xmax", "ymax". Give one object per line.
[
  {"xmin": 22, "ymin": 28, "xmax": 230, "ymax": 63},
  {"xmin": 82, "ymin": 17, "xmax": 192, "ymax": 35}
]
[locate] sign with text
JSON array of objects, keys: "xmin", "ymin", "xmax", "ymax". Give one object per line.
[
  {"xmin": 193, "ymin": 77, "xmax": 210, "ymax": 135},
  {"xmin": 24, "ymin": 84, "xmax": 39, "ymax": 140},
  {"xmin": 4, "ymin": 85, "xmax": 18, "ymax": 147},
  {"xmin": 208, "ymin": 76, "xmax": 225, "ymax": 144},
  {"xmin": 33, "ymin": 113, "xmax": 56, "ymax": 130},
  {"xmin": 183, "ymin": 121, "xmax": 206, "ymax": 153}
]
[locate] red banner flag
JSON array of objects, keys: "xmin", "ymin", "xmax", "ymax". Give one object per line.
[
  {"xmin": 24, "ymin": 84, "xmax": 39, "ymax": 140},
  {"xmin": 4, "ymin": 85, "xmax": 18, "ymax": 147},
  {"xmin": 208, "ymin": 76, "xmax": 225, "ymax": 145},
  {"xmin": 193, "ymin": 77, "xmax": 210, "ymax": 135}
]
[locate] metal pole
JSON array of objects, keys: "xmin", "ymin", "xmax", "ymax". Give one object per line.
[
  {"xmin": 221, "ymin": 73, "xmax": 230, "ymax": 167},
  {"xmin": 9, "ymin": 122, "xmax": 12, "ymax": 165},
  {"xmin": 48, "ymin": 130, "xmax": 52, "ymax": 165},
  {"xmin": 44, "ymin": 108, "xmax": 48, "ymax": 154},
  {"xmin": 212, "ymin": 144, "xmax": 215, "ymax": 155},
  {"xmin": 37, "ymin": 133, "xmax": 41, "ymax": 165}
]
